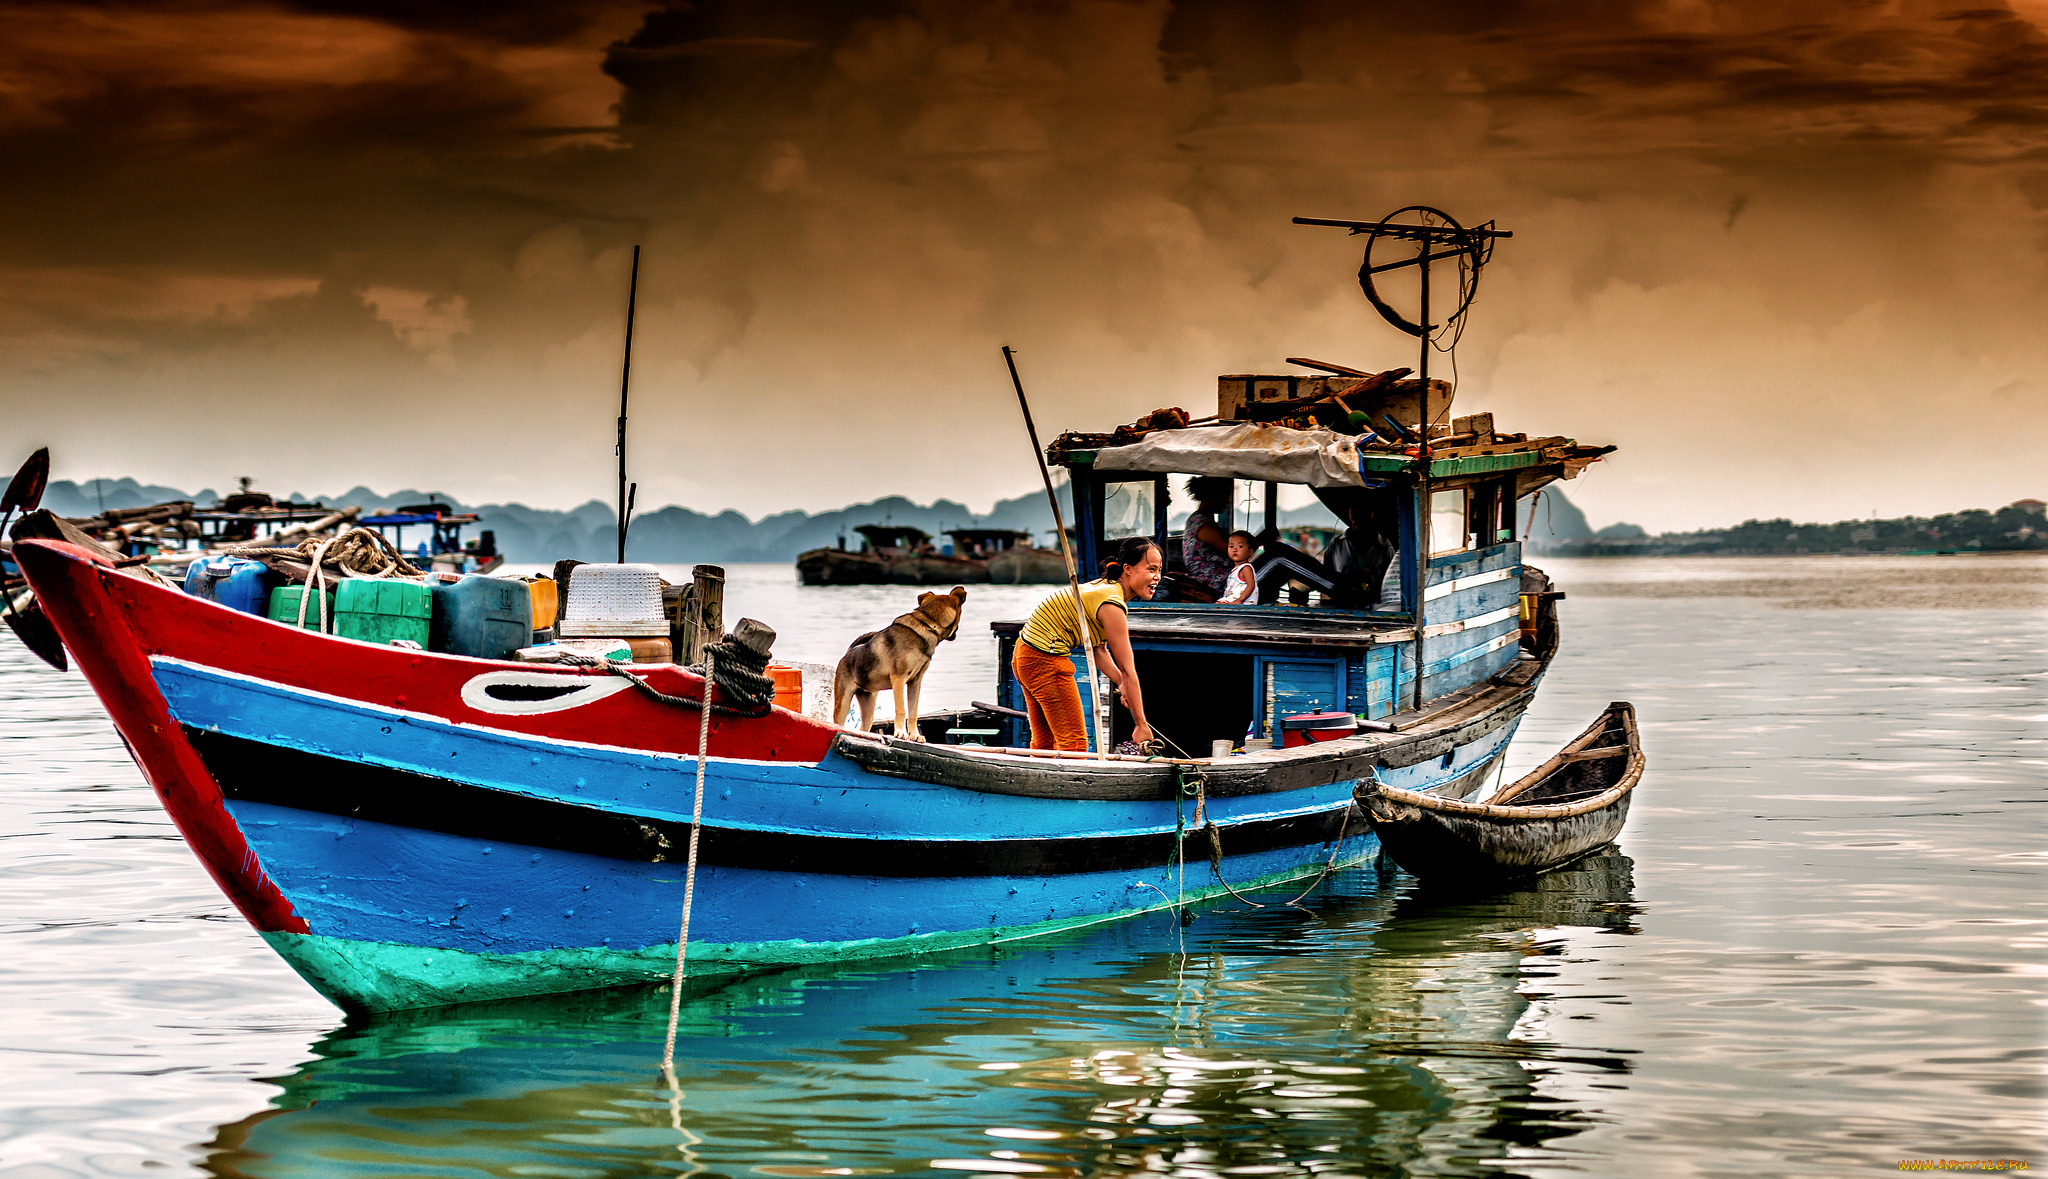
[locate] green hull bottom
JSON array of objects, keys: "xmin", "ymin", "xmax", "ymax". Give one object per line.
[{"xmin": 260, "ymin": 857, "xmax": 1370, "ymax": 1014}]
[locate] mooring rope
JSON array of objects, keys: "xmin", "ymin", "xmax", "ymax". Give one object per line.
[
  {"xmin": 540, "ymin": 652, "xmax": 769, "ymax": 718},
  {"xmin": 1279, "ymin": 801, "xmax": 1355, "ymax": 907},
  {"xmin": 662, "ymin": 650, "xmax": 714, "ymax": 1072},
  {"xmin": 1189, "ymin": 771, "xmax": 1268, "ymax": 909}
]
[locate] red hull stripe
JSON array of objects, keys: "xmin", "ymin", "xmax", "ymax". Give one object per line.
[
  {"xmin": 14, "ymin": 538, "xmax": 841, "ymax": 937},
  {"xmin": 15, "ymin": 541, "xmax": 308, "ymax": 933}
]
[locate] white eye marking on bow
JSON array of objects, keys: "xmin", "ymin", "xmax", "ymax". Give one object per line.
[{"xmin": 459, "ymin": 671, "xmax": 633, "ymax": 716}]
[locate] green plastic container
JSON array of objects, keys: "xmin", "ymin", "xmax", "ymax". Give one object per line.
[
  {"xmin": 334, "ymin": 579, "xmax": 433, "ymax": 647},
  {"xmin": 267, "ymin": 585, "xmax": 337, "ymax": 631}
]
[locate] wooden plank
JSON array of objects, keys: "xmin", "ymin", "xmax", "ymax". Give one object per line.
[
  {"xmin": 1563, "ymin": 745, "xmax": 1630, "ymax": 762},
  {"xmin": 1428, "ymin": 451, "xmax": 1541, "ymax": 478},
  {"xmin": 1421, "ymin": 565, "xmax": 1515, "ymax": 602}
]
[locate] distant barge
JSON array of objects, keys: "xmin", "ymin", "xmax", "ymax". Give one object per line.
[{"xmin": 797, "ymin": 525, "xmax": 1066, "ymax": 586}]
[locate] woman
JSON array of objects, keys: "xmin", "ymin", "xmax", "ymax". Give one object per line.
[
  {"xmin": 1012, "ymin": 536, "xmax": 1161, "ymax": 751},
  {"xmin": 1181, "ymin": 476, "xmax": 1235, "ymax": 595}
]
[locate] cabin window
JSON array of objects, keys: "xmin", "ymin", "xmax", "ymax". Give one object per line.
[
  {"xmin": 1102, "ymin": 479, "xmax": 1158, "ymax": 543},
  {"xmin": 1469, "ymin": 481, "xmax": 1514, "ymax": 546},
  {"xmin": 1429, "ymin": 489, "xmax": 1469, "ymax": 557}
]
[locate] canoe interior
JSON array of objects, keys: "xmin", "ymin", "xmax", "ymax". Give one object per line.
[{"xmin": 1361, "ymin": 702, "xmax": 1642, "ymax": 885}]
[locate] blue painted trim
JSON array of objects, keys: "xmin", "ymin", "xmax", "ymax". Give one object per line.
[
  {"xmin": 228, "ymin": 797, "xmax": 1378, "ymax": 957},
  {"xmin": 151, "ymin": 658, "xmax": 1347, "ymax": 841}
]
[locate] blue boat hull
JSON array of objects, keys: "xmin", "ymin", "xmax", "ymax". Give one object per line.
[
  {"xmin": 156, "ymin": 656, "xmax": 1528, "ymax": 1012},
  {"xmin": 16, "ymin": 537, "xmax": 1543, "ymax": 1014}
]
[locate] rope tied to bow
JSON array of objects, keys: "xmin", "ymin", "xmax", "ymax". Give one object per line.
[
  {"xmin": 698, "ymin": 631, "xmax": 775, "ymax": 715},
  {"xmin": 540, "ymin": 618, "xmax": 780, "ymax": 719}
]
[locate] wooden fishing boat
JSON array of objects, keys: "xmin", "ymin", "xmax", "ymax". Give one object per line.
[
  {"xmin": 795, "ymin": 525, "xmax": 980, "ymax": 585},
  {"xmin": 1356, "ymin": 702, "xmax": 1643, "ymax": 883},
  {"xmin": 794, "ymin": 525, "xmax": 1067, "ymax": 586},
  {"xmin": 358, "ymin": 502, "xmax": 503, "ymax": 573},
  {"xmin": 11, "ymin": 206, "xmax": 1629, "ymax": 1015}
]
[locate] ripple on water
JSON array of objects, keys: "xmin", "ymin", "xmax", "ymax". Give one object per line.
[{"xmin": 3, "ymin": 563, "xmax": 2046, "ymax": 1174}]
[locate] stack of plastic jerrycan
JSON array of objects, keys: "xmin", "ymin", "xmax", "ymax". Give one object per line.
[
  {"xmin": 429, "ymin": 574, "xmax": 533, "ymax": 660},
  {"xmin": 334, "ymin": 578, "xmax": 433, "ymax": 647},
  {"xmin": 183, "ymin": 556, "xmax": 278, "ymax": 615},
  {"xmin": 267, "ymin": 585, "xmax": 336, "ymax": 631},
  {"xmin": 557, "ymin": 563, "xmax": 670, "ymax": 663}
]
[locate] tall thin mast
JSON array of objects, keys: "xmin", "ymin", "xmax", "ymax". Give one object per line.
[{"xmin": 616, "ymin": 245, "xmax": 641, "ymax": 563}]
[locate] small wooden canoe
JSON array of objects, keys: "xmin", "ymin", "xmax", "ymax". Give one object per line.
[{"xmin": 1358, "ymin": 701, "xmax": 1643, "ymax": 883}]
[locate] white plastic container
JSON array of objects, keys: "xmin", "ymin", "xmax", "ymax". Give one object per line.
[
  {"xmin": 515, "ymin": 639, "xmax": 633, "ymax": 663},
  {"xmin": 558, "ymin": 564, "xmax": 669, "ymax": 637}
]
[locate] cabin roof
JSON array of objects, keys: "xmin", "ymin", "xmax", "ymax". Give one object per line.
[
  {"xmin": 853, "ymin": 524, "xmax": 930, "ymax": 545},
  {"xmin": 1048, "ymin": 420, "xmax": 1613, "ymax": 495},
  {"xmin": 944, "ymin": 528, "xmax": 1029, "ymax": 541},
  {"xmin": 362, "ymin": 512, "xmax": 480, "ymax": 526}
]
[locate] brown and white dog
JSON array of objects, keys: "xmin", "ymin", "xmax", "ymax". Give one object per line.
[{"xmin": 830, "ymin": 585, "xmax": 966, "ymax": 740}]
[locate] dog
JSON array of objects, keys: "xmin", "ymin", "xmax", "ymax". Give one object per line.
[{"xmin": 830, "ymin": 585, "xmax": 967, "ymax": 741}]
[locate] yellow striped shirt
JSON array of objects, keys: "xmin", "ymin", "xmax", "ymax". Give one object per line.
[{"xmin": 1019, "ymin": 580, "xmax": 1126, "ymax": 656}]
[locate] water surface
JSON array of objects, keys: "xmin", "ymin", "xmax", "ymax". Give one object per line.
[{"xmin": 2, "ymin": 554, "xmax": 2042, "ymax": 1176}]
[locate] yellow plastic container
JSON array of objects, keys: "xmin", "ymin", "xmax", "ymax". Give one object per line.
[{"xmin": 525, "ymin": 577, "xmax": 558, "ymax": 632}]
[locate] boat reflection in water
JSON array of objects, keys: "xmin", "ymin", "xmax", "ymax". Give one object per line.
[{"xmin": 203, "ymin": 854, "xmax": 1638, "ymax": 1178}]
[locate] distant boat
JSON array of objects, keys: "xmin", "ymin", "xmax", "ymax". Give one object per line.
[
  {"xmin": 795, "ymin": 525, "xmax": 1066, "ymax": 586},
  {"xmin": 359, "ymin": 502, "xmax": 503, "ymax": 574},
  {"xmin": 6, "ymin": 485, "xmax": 500, "ymax": 575},
  {"xmin": 962, "ymin": 528, "xmax": 1068, "ymax": 584}
]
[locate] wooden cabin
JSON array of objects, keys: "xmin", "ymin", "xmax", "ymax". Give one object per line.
[{"xmin": 983, "ymin": 375, "xmax": 1609, "ymax": 755}]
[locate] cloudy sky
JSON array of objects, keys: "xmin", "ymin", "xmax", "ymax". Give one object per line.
[{"xmin": 2, "ymin": 0, "xmax": 2043, "ymax": 531}]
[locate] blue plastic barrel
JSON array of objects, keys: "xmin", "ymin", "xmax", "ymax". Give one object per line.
[
  {"xmin": 429, "ymin": 574, "xmax": 532, "ymax": 660},
  {"xmin": 182, "ymin": 556, "xmax": 278, "ymax": 616}
]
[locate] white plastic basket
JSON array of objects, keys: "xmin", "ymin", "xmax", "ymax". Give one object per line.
[{"xmin": 558, "ymin": 563, "xmax": 669, "ymax": 637}]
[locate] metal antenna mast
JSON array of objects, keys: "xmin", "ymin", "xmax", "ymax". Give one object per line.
[{"xmin": 1294, "ymin": 209, "xmax": 1511, "ymax": 709}]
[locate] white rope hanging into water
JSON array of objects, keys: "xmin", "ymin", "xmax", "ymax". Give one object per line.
[{"xmin": 662, "ymin": 650, "xmax": 714, "ymax": 1072}]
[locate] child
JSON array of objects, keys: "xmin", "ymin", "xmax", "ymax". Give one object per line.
[{"xmin": 1219, "ymin": 530, "xmax": 1258, "ymax": 604}]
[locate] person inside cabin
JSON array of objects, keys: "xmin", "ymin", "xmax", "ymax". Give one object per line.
[
  {"xmin": 1180, "ymin": 476, "xmax": 1235, "ymax": 595},
  {"xmin": 1252, "ymin": 495, "xmax": 1399, "ymax": 609},
  {"xmin": 1219, "ymin": 531, "xmax": 1258, "ymax": 604},
  {"xmin": 1012, "ymin": 536, "xmax": 1161, "ymax": 751}
]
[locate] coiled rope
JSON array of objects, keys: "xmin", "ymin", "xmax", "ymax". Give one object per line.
[
  {"xmin": 225, "ymin": 526, "xmax": 424, "ymax": 634},
  {"xmin": 697, "ymin": 632, "xmax": 775, "ymax": 715}
]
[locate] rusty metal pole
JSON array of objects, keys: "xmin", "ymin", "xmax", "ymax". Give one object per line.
[{"xmin": 1412, "ymin": 236, "xmax": 1431, "ymax": 711}]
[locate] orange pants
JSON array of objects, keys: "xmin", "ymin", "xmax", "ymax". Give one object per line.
[{"xmin": 1013, "ymin": 641, "xmax": 1088, "ymax": 751}]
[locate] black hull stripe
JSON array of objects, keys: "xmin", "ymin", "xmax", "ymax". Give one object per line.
[{"xmin": 185, "ymin": 728, "xmax": 1356, "ymax": 877}]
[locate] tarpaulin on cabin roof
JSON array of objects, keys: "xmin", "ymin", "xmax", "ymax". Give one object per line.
[{"xmin": 1092, "ymin": 424, "xmax": 1368, "ymax": 487}]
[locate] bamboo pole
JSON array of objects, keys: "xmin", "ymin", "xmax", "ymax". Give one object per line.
[{"xmin": 1002, "ymin": 346, "xmax": 1105, "ymax": 756}]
